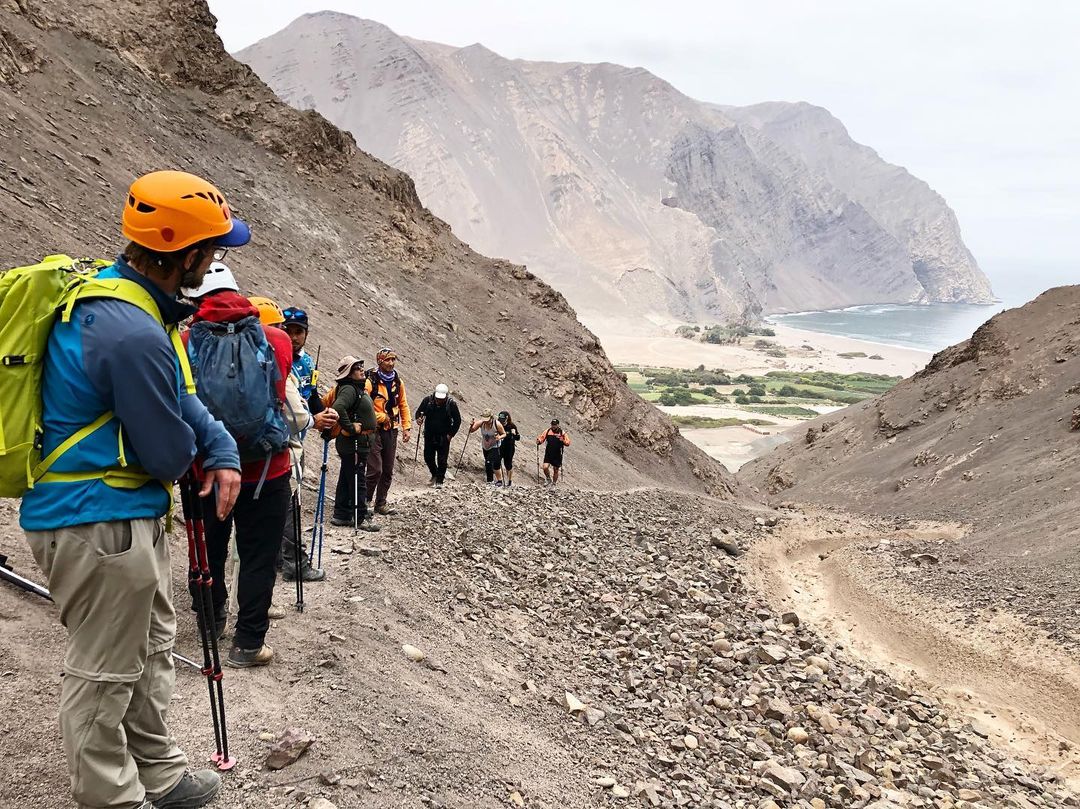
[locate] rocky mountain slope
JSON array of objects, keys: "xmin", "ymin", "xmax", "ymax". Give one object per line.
[
  {"xmin": 238, "ymin": 12, "xmax": 992, "ymax": 337},
  {"xmin": 0, "ymin": 0, "xmax": 729, "ymax": 494},
  {"xmin": 741, "ymin": 286, "xmax": 1080, "ymax": 638},
  {"xmin": 3, "ymin": 485, "xmax": 1075, "ymax": 807}
]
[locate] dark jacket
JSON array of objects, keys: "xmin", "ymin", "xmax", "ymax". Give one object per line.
[
  {"xmin": 415, "ymin": 395, "xmax": 462, "ymax": 440},
  {"xmin": 332, "ymin": 380, "xmax": 377, "ymax": 457}
]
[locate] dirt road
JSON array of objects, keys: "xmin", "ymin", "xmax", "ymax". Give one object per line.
[{"xmin": 748, "ymin": 506, "xmax": 1080, "ymax": 787}]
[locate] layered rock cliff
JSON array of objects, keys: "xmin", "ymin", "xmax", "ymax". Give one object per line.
[{"xmin": 239, "ymin": 12, "xmax": 992, "ymax": 335}]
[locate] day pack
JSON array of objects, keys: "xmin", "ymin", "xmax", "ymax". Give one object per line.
[
  {"xmin": 320, "ymin": 382, "xmax": 375, "ymax": 440},
  {"xmin": 186, "ymin": 316, "xmax": 290, "ymax": 468},
  {"xmin": 0, "ymin": 255, "xmax": 194, "ymax": 498}
]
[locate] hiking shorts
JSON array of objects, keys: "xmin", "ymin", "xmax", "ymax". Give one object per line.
[{"xmin": 543, "ymin": 447, "xmax": 564, "ymax": 468}]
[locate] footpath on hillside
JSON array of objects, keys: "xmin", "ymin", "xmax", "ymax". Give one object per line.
[{"xmin": 1, "ymin": 481, "xmax": 1076, "ymax": 808}]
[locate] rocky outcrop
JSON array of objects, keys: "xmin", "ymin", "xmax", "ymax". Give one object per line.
[
  {"xmin": 724, "ymin": 102, "xmax": 992, "ymax": 304},
  {"xmin": 239, "ymin": 12, "xmax": 992, "ymax": 336}
]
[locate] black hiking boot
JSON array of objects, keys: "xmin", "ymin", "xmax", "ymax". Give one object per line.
[
  {"xmin": 282, "ymin": 563, "xmax": 326, "ymax": 582},
  {"xmin": 149, "ymin": 769, "xmax": 221, "ymax": 809},
  {"xmin": 330, "ymin": 514, "xmax": 352, "ymax": 527}
]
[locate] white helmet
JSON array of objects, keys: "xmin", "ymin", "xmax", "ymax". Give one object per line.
[
  {"xmin": 182, "ymin": 261, "xmax": 239, "ymax": 299},
  {"xmin": 434, "ymin": 383, "xmax": 449, "ymax": 400}
]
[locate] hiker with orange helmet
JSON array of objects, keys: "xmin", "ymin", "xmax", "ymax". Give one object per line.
[
  {"xmin": 180, "ymin": 272, "xmax": 295, "ymax": 671},
  {"xmin": 365, "ymin": 348, "xmax": 412, "ymax": 515},
  {"xmin": 20, "ymin": 171, "xmax": 245, "ymax": 809}
]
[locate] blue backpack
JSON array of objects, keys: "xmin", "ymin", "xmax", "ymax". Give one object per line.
[{"xmin": 186, "ymin": 316, "xmax": 290, "ymax": 492}]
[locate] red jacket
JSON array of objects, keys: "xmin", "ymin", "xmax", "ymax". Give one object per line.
[{"xmin": 183, "ymin": 291, "xmax": 293, "ymax": 485}]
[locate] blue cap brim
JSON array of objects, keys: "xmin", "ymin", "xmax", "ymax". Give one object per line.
[{"xmin": 215, "ymin": 217, "xmax": 250, "ymax": 247}]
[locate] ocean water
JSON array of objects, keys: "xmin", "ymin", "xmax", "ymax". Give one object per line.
[{"xmin": 769, "ymin": 261, "xmax": 1076, "ymax": 354}]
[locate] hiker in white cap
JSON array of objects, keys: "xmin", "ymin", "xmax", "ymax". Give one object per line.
[{"xmin": 414, "ymin": 383, "xmax": 462, "ymax": 488}]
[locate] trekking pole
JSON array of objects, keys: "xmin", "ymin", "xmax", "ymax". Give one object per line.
[
  {"xmin": 185, "ymin": 474, "xmax": 237, "ymax": 771},
  {"xmin": 0, "ymin": 554, "xmax": 53, "ymax": 601},
  {"xmin": 455, "ymin": 425, "xmax": 472, "ymax": 472},
  {"xmin": 179, "ymin": 476, "xmax": 226, "ymax": 769},
  {"xmin": 353, "ymin": 439, "xmax": 361, "ymax": 533},
  {"xmin": 536, "ymin": 442, "xmax": 541, "ymax": 485},
  {"xmin": 309, "ymin": 438, "xmax": 329, "ymax": 569},
  {"xmin": 292, "ymin": 482, "xmax": 304, "ymax": 613}
]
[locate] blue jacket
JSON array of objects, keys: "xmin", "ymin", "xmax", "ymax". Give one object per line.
[
  {"xmin": 20, "ymin": 258, "xmax": 239, "ymax": 531},
  {"xmin": 292, "ymin": 350, "xmax": 316, "ymax": 400}
]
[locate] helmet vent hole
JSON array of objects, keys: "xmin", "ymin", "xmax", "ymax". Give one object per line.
[
  {"xmin": 161, "ymin": 227, "xmax": 174, "ymax": 242},
  {"xmin": 135, "ymin": 202, "xmax": 156, "ymax": 213}
]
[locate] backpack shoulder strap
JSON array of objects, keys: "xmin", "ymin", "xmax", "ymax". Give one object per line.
[{"xmin": 61, "ymin": 276, "xmax": 195, "ymax": 395}]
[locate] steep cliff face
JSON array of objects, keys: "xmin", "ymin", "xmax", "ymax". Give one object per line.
[
  {"xmin": 239, "ymin": 12, "xmax": 992, "ymax": 336},
  {"xmin": 723, "ymin": 102, "xmax": 992, "ymax": 305},
  {"xmin": 0, "ymin": 0, "xmax": 732, "ymax": 495}
]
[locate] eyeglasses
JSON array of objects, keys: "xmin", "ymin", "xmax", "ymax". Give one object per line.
[
  {"xmin": 212, "ymin": 247, "xmax": 228, "ymax": 262},
  {"xmin": 351, "ymin": 363, "xmax": 364, "ymax": 373}
]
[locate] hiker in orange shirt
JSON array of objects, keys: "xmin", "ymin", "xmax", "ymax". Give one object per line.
[
  {"xmin": 537, "ymin": 418, "xmax": 570, "ymax": 487},
  {"xmin": 365, "ymin": 348, "xmax": 411, "ymax": 514}
]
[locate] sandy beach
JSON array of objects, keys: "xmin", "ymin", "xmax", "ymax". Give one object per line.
[{"xmin": 598, "ymin": 323, "xmax": 931, "ymax": 378}]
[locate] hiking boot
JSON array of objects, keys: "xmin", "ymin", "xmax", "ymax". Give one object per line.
[
  {"xmin": 495, "ymin": 480, "xmax": 504, "ymax": 488},
  {"xmin": 226, "ymin": 644, "xmax": 273, "ymax": 668},
  {"xmin": 267, "ymin": 604, "xmax": 286, "ymax": 620},
  {"xmin": 330, "ymin": 514, "xmax": 353, "ymax": 527},
  {"xmin": 374, "ymin": 503, "xmax": 396, "ymax": 516},
  {"xmin": 150, "ymin": 769, "xmax": 221, "ymax": 809},
  {"xmin": 358, "ymin": 518, "xmax": 381, "ymax": 533},
  {"xmin": 434, "ymin": 482, "xmax": 444, "ymax": 490},
  {"xmin": 282, "ymin": 563, "xmax": 326, "ymax": 582}
]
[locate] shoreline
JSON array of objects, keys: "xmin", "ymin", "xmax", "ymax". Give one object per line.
[{"xmin": 597, "ymin": 323, "xmax": 932, "ymax": 378}]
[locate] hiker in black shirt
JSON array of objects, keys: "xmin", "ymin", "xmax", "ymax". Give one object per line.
[
  {"xmin": 497, "ymin": 410, "xmax": 521, "ymax": 487},
  {"xmin": 414, "ymin": 383, "xmax": 462, "ymax": 487}
]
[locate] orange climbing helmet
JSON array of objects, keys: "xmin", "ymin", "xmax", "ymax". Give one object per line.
[
  {"xmin": 122, "ymin": 170, "xmax": 250, "ymax": 252},
  {"xmin": 249, "ymin": 296, "xmax": 284, "ymax": 327}
]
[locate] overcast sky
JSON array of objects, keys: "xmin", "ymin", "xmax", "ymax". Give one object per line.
[{"xmin": 210, "ymin": 1, "xmax": 1078, "ymax": 291}]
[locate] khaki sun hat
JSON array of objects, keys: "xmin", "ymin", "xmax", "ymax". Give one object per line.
[{"xmin": 335, "ymin": 355, "xmax": 363, "ymax": 381}]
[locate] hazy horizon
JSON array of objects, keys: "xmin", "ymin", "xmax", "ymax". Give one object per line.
[{"xmin": 209, "ymin": 1, "xmax": 1078, "ymax": 293}]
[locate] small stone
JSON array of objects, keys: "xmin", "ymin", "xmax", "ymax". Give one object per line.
[
  {"xmin": 595, "ymin": 777, "xmax": 617, "ymax": 788},
  {"xmin": 257, "ymin": 731, "xmax": 276, "ymax": 742},
  {"xmin": 558, "ymin": 691, "xmax": 586, "ymax": 713},
  {"xmin": 328, "ymin": 632, "xmax": 346, "ymax": 643},
  {"xmin": 757, "ymin": 645, "xmax": 789, "ymax": 664},
  {"xmin": 781, "ymin": 611, "xmax": 800, "ymax": 627},
  {"xmin": 584, "ymin": 706, "xmax": 606, "ymax": 726},
  {"xmin": 319, "ymin": 770, "xmax": 341, "ymax": 786},
  {"xmin": 817, "ymin": 711, "xmax": 841, "ymax": 733},
  {"xmin": 683, "ymin": 734, "xmax": 698, "ymax": 749},
  {"xmin": 265, "ymin": 727, "xmax": 314, "ymax": 770},
  {"xmin": 787, "ymin": 727, "xmax": 809, "ymax": 744},
  {"xmin": 509, "ymin": 791, "xmax": 525, "ymax": 807},
  {"xmin": 359, "ymin": 545, "xmax": 384, "ymax": 557},
  {"xmin": 308, "ymin": 800, "xmax": 338, "ymax": 809},
  {"xmin": 402, "ymin": 644, "xmax": 426, "ymax": 662},
  {"xmin": 959, "ymin": 789, "xmax": 983, "ymax": 801},
  {"xmin": 611, "ymin": 784, "xmax": 630, "ymax": 798}
]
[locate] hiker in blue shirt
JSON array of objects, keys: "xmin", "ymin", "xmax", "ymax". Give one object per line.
[{"xmin": 20, "ymin": 171, "xmax": 246, "ymax": 809}]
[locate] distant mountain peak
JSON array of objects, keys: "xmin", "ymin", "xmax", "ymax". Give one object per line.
[{"xmin": 239, "ymin": 16, "xmax": 992, "ymax": 334}]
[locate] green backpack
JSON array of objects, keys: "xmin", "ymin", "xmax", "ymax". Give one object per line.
[{"xmin": 0, "ymin": 255, "xmax": 194, "ymax": 498}]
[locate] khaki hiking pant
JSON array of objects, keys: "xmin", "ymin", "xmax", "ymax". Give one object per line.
[{"xmin": 26, "ymin": 518, "xmax": 188, "ymax": 809}]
